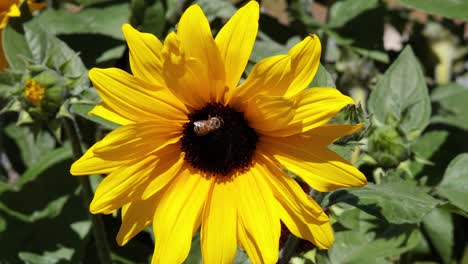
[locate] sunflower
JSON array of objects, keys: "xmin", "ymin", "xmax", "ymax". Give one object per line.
[
  {"xmin": 71, "ymin": 1, "xmax": 367, "ymax": 263},
  {"xmin": 0, "ymin": 0, "xmax": 46, "ymax": 70}
]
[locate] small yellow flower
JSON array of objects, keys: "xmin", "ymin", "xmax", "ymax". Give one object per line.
[
  {"xmin": 71, "ymin": 1, "xmax": 367, "ymax": 263},
  {"xmin": 24, "ymin": 79, "xmax": 45, "ymax": 107},
  {"xmin": 0, "ymin": 0, "xmax": 46, "ymax": 70}
]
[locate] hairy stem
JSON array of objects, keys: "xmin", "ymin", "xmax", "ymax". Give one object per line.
[{"xmin": 63, "ymin": 118, "xmax": 112, "ymax": 264}]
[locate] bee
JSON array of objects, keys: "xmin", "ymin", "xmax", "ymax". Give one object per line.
[{"xmin": 193, "ymin": 116, "xmax": 224, "ymax": 136}]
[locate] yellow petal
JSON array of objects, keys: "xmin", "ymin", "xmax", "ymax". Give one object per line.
[
  {"xmin": 122, "ymin": 24, "xmax": 165, "ymax": 85},
  {"xmin": 177, "ymin": 4, "xmax": 225, "ymax": 102},
  {"xmin": 215, "ymin": 1, "xmax": 259, "ymax": 90},
  {"xmin": 229, "ymin": 54, "xmax": 291, "ymax": 105},
  {"xmin": 90, "ymin": 145, "xmax": 182, "ymax": 214},
  {"xmin": 116, "ymin": 194, "xmax": 162, "ymax": 246},
  {"xmin": 259, "ymin": 136, "xmax": 367, "ymax": 192},
  {"xmin": 201, "ymin": 180, "xmax": 238, "ymax": 264},
  {"xmin": 89, "ymin": 103, "xmax": 133, "ymax": 126},
  {"xmin": 70, "ymin": 144, "xmax": 127, "ymax": 176},
  {"xmin": 237, "ymin": 168, "xmax": 280, "ymax": 264},
  {"xmin": 7, "ymin": 3, "xmax": 20, "ymax": 17},
  {"xmin": 273, "ymin": 88, "xmax": 356, "ymax": 137},
  {"xmin": 277, "ymin": 201, "xmax": 334, "ymax": 249},
  {"xmin": 256, "ymin": 155, "xmax": 327, "ymax": 221},
  {"xmin": 90, "ymin": 155, "xmax": 159, "ymax": 214},
  {"xmin": 89, "ymin": 67, "xmax": 188, "ymax": 122},
  {"xmin": 243, "ymin": 95, "xmax": 295, "ymax": 134},
  {"xmin": 256, "ymin": 155, "xmax": 334, "ymax": 248},
  {"xmin": 140, "ymin": 150, "xmax": 185, "ymax": 199},
  {"xmin": 232, "ymin": 35, "xmax": 321, "ymax": 102},
  {"xmin": 0, "ymin": 3, "xmax": 20, "ymax": 29},
  {"xmin": 284, "ymin": 35, "xmax": 322, "ymax": 98},
  {"xmin": 152, "ymin": 169, "xmax": 212, "ymax": 264},
  {"xmin": 161, "ymin": 32, "xmax": 210, "ymax": 109},
  {"xmin": 304, "ymin": 123, "xmax": 365, "ymax": 145},
  {"xmin": 92, "ymin": 121, "xmax": 181, "ymax": 160}
]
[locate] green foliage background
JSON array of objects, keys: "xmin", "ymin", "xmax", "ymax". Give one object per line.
[{"xmin": 1, "ymin": 0, "xmax": 467, "ymax": 263}]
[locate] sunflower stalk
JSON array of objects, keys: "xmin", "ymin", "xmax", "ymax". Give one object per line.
[
  {"xmin": 278, "ymin": 235, "xmax": 301, "ymax": 264},
  {"xmin": 279, "ymin": 189, "xmax": 326, "ymax": 263},
  {"xmin": 63, "ymin": 118, "xmax": 112, "ymax": 264}
]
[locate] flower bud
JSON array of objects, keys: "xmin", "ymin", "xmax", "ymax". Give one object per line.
[{"xmin": 368, "ymin": 125, "xmax": 409, "ymax": 168}]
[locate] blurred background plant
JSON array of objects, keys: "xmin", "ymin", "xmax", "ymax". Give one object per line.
[{"xmin": 0, "ymin": 0, "xmax": 467, "ymax": 263}]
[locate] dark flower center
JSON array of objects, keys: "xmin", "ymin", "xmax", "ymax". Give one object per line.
[{"xmin": 181, "ymin": 103, "xmax": 258, "ymax": 178}]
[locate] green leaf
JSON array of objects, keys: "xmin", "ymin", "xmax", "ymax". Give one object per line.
[
  {"xmin": 19, "ymin": 247, "xmax": 74, "ymax": 264},
  {"xmin": 250, "ymin": 33, "xmax": 300, "ymax": 63},
  {"xmin": 0, "ymin": 161, "xmax": 87, "ymax": 262},
  {"xmin": 139, "ymin": 1, "xmax": 166, "ymax": 37},
  {"xmin": 310, "ymin": 64, "xmax": 336, "ymax": 88},
  {"xmin": 70, "ymin": 220, "xmax": 92, "ymax": 240},
  {"xmin": 165, "ymin": 0, "xmax": 181, "ymax": 22},
  {"xmin": 328, "ymin": 0, "xmax": 379, "ymax": 28},
  {"xmin": 397, "ymin": 0, "xmax": 468, "ymax": 21},
  {"xmin": 233, "ymin": 248, "xmax": 250, "ymax": 264},
  {"xmin": 0, "ymin": 215, "xmax": 6, "ymax": 232},
  {"xmin": 0, "ymin": 72, "xmax": 23, "ymax": 97},
  {"xmin": 431, "ymin": 83, "xmax": 468, "ymax": 131},
  {"xmin": 422, "ymin": 208, "xmax": 453, "ymax": 264},
  {"xmin": 196, "ymin": 0, "xmax": 236, "ymax": 21},
  {"xmin": 130, "ymin": 0, "xmax": 166, "ymax": 38},
  {"xmin": 185, "ymin": 232, "xmax": 202, "ymax": 264},
  {"xmin": 410, "ymin": 130, "xmax": 448, "ymax": 175},
  {"xmin": 2, "ymin": 24, "xmax": 32, "ymax": 70},
  {"xmin": 368, "ymin": 46, "xmax": 431, "ymax": 140},
  {"xmin": 328, "ymin": 180, "xmax": 442, "ymax": 224},
  {"xmin": 319, "ymin": 208, "xmax": 420, "ymax": 264},
  {"xmin": 23, "ymin": 23, "xmax": 89, "ymax": 95},
  {"xmin": 351, "ymin": 47, "xmax": 389, "ymax": 63},
  {"xmin": 328, "ymin": 144, "xmax": 353, "ymax": 161},
  {"xmin": 32, "ymin": 3, "xmax": 130, "ymax": 40},
  {"xmin": 4, "ymin": 125, "xmax": 56, "ymax": 168},
  {"xmin": 96, "ymin": 45, "xmax": 126, "ymax": 64},
  {"xmin": 0, "ymin": 195, "xmax": 69, "ymax": 222},
  {"xmin": 15, "ymin": 145, "xmax": 73, "ymax": 189},
  {"xmin": 185, "ymin": 231, "xmax": 250, "ymax": 264},
  {"xmin": 70, "ymin": 103, "xmax": 120, "ymax": 130},
  {"xmin": 436, "ymin": 153, "xmax": 468, "ymax": 212},
  {"xmin": 411, "ymin": 130, "xmax": 448, "ymax": 160},
  {"xmin": 438, "ymin": 203, "xmax": 468, "ymax": 218},
  {"xmin": 2, "ymin": 20, "xmax": 89, "ymax": 93}
]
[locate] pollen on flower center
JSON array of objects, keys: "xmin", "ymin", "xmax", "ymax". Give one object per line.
[
  {"xmin": 181, "ymin": 103, "xmax": 258, "ymax": 178},
  {"xmin": 24, "ymin": 80, "xmax": 45, "ymax": 107}
]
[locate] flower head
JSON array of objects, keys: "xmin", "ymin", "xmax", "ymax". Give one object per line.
[
  {"xmin": 71, "ymin": 1, "xmax": 367, "ymax": 263},
  {"xmin": 24, "ymin": 79, "xmax": 45, "ymax": 107}
]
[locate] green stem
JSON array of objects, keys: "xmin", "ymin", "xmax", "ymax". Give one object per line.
[
  {"xmin": 63, "ymin": 118, "xmax": 112, "ymax": 264},
  {"xmin": 278, "ymin": 235, "xmax": 301, "ymax": 264}
]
